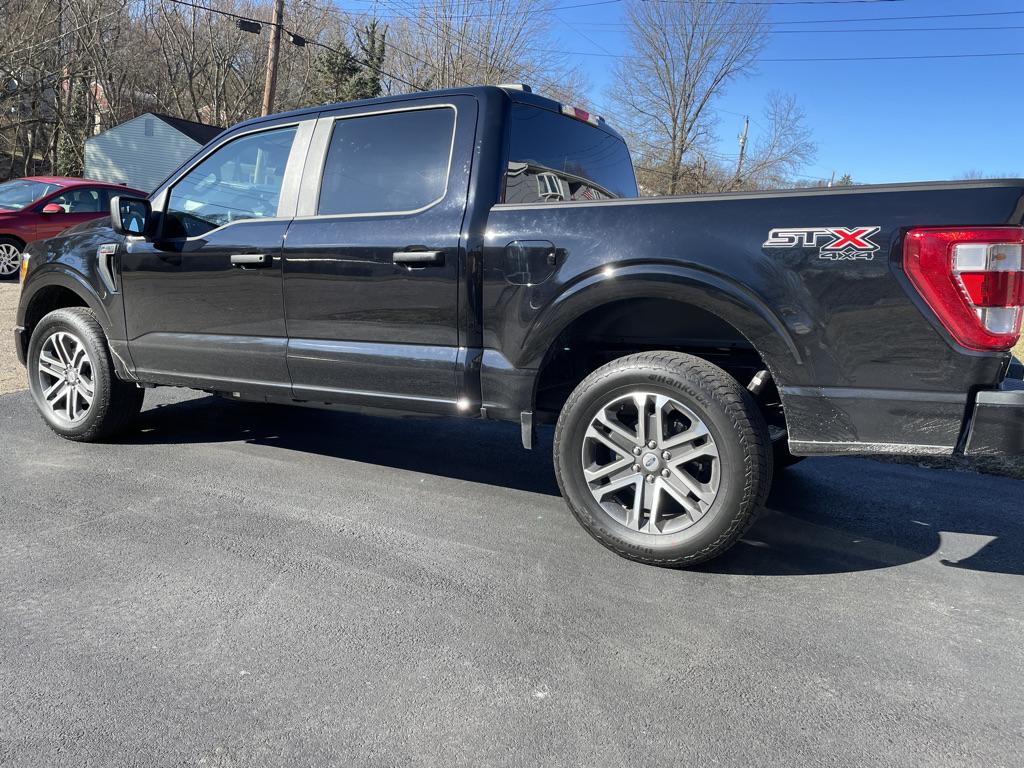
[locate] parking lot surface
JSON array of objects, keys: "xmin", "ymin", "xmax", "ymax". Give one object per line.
[
  {"xmin": 0, "ymin": 282, "xmax": 22, "ymax": 394},
  {"xmin": 1, "ymin": 387, "xmax": 1022, "ymax": 767}
]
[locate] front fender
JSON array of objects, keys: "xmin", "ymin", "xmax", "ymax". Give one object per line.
[
  {"xmin": 17, "ymin": 221, "xmax": 126, "ymax": 340},
  {"xmin": 18, "ymin": 265, "xmax": 114, "ymax": 333}
]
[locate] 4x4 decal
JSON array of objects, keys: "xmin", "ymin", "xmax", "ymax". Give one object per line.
[{"xmin": 763, "ymin": 226, "xmax": 881, "ymax": 260}]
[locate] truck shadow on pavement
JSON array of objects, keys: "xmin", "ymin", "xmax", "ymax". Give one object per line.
[{"xmin": 128, "ymin": 394, "xmax": 1024, "ymax": 578}]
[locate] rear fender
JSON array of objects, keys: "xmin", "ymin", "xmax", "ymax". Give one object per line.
[{"xmin": 520, "ymin": 262, "xmax": 803, "ymax": 385}]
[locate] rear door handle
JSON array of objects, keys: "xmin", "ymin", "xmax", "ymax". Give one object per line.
[
  {"xmin": 393, "ymin": 249, "xmax": 444, "ymax": 266},
  {"xmin": 230, "ymin": 253, "xmax": 271, "ymax": 268}
]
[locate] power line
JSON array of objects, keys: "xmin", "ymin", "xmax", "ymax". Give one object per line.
[
  {"xmin": 2, "ymin": 8, "xmax": 122, "ymax": 61},
  {"xmin": 555, "ymin": 7, "xmax": 1024, "ymax": 28},
  {"xmin": 756, "ymin": 8, "xmax": 1024, "ymax": 25},
  {"xmin": 769, "ymin": 24, "xmax": 1024, "ymax": 34},
  {"xmin": 762, "ymin": 50, "xmax": 1024, "ymax": 62},
  {"xmin": 550, "ymin": 44, "xmax": 1024, "ymax": 61},
  {"xmin": 166, "ymin": 0, "xmax": 428, "ymax": 91}
]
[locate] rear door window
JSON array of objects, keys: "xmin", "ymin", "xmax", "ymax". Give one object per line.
[
  {"xmin": 317, "ymin": 107, "xmax": 456, "ymax": 216},
  {"xmin": 504, "ymin": 103, "xmax": 638, "ymax": 204}
]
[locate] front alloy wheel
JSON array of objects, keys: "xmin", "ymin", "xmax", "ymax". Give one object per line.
[
  {"xmin": 36, "ymin": 330, "xmax": 96, "ymax": 425},
  {"xmin": 27, "ymin": 307, "xmax": 144, "ymax": 441}
]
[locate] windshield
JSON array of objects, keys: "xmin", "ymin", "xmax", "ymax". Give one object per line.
[
  {"xmin": 504, "ymin": 103, "xmax": 637, "ymax": 204},
  {"xmin": 0, "ymin": 179, "xmax": 61, "ymax": 211}
]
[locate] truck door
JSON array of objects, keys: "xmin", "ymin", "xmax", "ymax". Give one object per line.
[
  {"xmin": 120, "ymin": 121, "xmax": 313, "ymax": 395},
  {"xmin": 281, "ymin": 96, "xmax": 476, "ymax": 412}
]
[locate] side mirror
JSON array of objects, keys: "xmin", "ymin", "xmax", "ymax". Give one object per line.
[
  {"xmin": 110, "ymin": 195, "xmax": 152, "ymax": 237},
  {"xmin": 41, "ymin": 203, "xmax": 64, "ymax": 214}
]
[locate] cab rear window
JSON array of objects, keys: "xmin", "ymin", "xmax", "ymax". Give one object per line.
[{"xmin": 503, "ymin": 103, "xmax": 637, "ymax": 204}]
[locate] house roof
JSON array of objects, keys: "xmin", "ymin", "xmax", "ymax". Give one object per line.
[{"xmin": 148, "ymin": 113, "xmax": 224, "ymax": 145}]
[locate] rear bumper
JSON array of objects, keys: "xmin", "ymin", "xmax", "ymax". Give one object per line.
[
  {"xmin": 13, "ymin": 326, "xmax": 26, "ymax": 366},
  {"xmin": 964, "ymin": 369, "xmax": 1024, "ymax": 456}
]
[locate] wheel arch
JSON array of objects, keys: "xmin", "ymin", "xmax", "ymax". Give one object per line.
[
  {"xmin": 511, "ymin": 264, "xmax": 803, "ymax": 444},
  {"xmin": 18, "ymin": 270, "xmax": 113, "ymax": 360},
  {"xmin": 523, "ymin": 264, "xmax": 801, "ymax": 373}
]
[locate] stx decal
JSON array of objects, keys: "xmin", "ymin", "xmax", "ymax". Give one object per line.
[{"xmin": 763, "ymin": 226, "xmax": 882, "ymax": 260}]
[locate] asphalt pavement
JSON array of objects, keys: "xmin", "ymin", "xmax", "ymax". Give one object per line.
[
  {"xmin": 1, "ymin": 387, "xmax": 1022, "ymax": 767},
  {"xmin": 0, "ymin": 281, "xmax": 22, "ymax": 394}
]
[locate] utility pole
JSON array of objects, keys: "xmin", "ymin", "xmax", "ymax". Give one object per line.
[
  {"xmin": 261, "ymin": 0, "xmax": 285, "ymax": 116},
  {"xmin": 733, "ymin": 116, "xmax": 749, "ymax": 188}
]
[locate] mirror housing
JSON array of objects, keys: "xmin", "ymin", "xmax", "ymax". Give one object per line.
[
  {"xmin": 41, "ymin": 203, "xmax": 63, "ymax": 214},
  {"xmin": 110, "ymin": 195, "xmax": 153, "ymax": 237}
]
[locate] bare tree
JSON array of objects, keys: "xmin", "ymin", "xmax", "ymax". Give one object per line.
[
  {"xmin": 611, "ymin": 0, "xmax": 767, "ymax": 195},
  {"xmin": 382, "ymin": 0, "xmax": 585, "ymax": 102},
  {"xmin": 731, "ymin": 91, "xmax": 816, "ymax": 190}
]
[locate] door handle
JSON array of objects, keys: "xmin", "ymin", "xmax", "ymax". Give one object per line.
[
  {"xmin": 393, "ymin": 249, "xmax": 444, "ymax": 266},
  {"xmin": 230, "ymin": 253, "xmax": 271, "ymax": 268}
]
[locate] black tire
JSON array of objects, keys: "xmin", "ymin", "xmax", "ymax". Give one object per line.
[
  {"xmin": 27, "ymin": 307, "xmax": 144, "ymax": 441},
  {"xmin": 0, "ymin": 236, "xmax": 23, "ymax": 280},
  {"xmin": 554, "ymin": 351, "xmax": 773, "ymax": 567}
]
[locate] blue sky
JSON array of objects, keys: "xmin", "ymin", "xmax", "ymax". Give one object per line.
[{"xmin": 550, "ymin": 0, "xmax": 1023, "ymax": 184}]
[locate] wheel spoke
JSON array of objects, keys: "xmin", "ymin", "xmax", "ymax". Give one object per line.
[
  {"xmin": 38, "ymin": 354, "xmax": 64, "ymax": 378},
  {"xmin": 43, "ymin": 379, "xmax": 65, "ymax": 404},
  {"xmin": 661, "ymin": 420, "xmax": 710, "ymax": 450},
  {"xmin": 660, "ymin": 474, "xmax": 704, "ymax": 518},
  {"xmin": 652, "ymin": 395, "xmax": 670, "ymax": 444},
  {"xmin": 623, "ymin": 476, "xmax": 646, "ymax": 529},
  {"xmin": 669, "ymin": 467, "xmax": 717, "ymax": 506},
  {"xmin": 68, "ymin": 386, "xmax": 79, "ymax": 420},
  {"xmin": 49, "ymin": 337, "xmax": 67, "ymax": 366},
  {"xmin": 646, "ymin": 483, "xmax": 663, "ymax": 531},
  {"xmin": 668, "ymin": 441, "xmax": 719, "ymax": 466},
  {"xmin": 596, "ymin": 471, "xmax": 643, "ymax": 500},
  {"xmin": 584, "ymin": 455, "xmax": 634, "ymax": 483},
  {"xmin": 71, "ymin": 343, "xmax": 88, "ymax": 369},
  {"xmin": 595, "ymin": 410, "xmax": 640, "ymax": 452},
  {"xmin": 632, "ymin": 393, "xmax": 649, "ymax": 446}
]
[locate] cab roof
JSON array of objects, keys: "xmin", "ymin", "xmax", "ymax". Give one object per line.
[{"xmin": 228, "ymin": 85, "xmax": 626, "ymax": 144}]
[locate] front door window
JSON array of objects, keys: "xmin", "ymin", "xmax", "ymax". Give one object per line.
[{"xmin": 164, "ymin": 126, "xmax": 297, "ymax": 238}]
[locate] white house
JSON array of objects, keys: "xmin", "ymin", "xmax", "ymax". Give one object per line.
[{"xmin": 83, "ymin": 112, "xmax": 222, "ymax": 193}]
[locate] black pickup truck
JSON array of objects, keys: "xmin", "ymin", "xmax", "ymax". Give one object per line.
[{"xmin": 13, "ymin": 85, "xmax": 1024, "ymax": 566}]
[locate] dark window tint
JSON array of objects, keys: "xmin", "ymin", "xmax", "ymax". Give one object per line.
[
  {"xmin": 165, "ymin": 126, "xmax": 296, "ymax": 238},
  {"xmin": 504, "ymin": 103, "xmax": 637, "ymax": 204},
  {"xmin": 318, "ymin": 107, "xmax": 455, "ymax": 216},
  {"xmin": 49, "ymin": 187, "xmax": 105, "ymax": 213}
]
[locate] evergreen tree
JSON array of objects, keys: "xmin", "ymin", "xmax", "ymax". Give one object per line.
[
  {"xmin": 56, "ymin": 76, "xmax": 89, "ymax": 177},
  {"xmin": 311, "ymin": 21, "xmax": 386, "ymax": 105}
]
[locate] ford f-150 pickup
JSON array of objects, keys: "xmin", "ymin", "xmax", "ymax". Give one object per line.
[{"xmin": 13, "ymin": 85, "xmax": 1024, "ymax": 566}]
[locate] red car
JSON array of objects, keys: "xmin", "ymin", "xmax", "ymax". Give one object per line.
[{"xmin": 0, "ymin": 176, "xmax": 146, "ymax": 279}]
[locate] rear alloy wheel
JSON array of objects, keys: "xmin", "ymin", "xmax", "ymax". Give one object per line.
[
  {"xmin": 581, "ymin": 391, "xmax": 721, "ymax": 535},
  {"xmin": 27, "ymin": 308, "xmax": 144, "ymax": 441},
  {"xmin": 0, "ymin": 238, "xmax": 22, "ymax": 279},
  {"xmin": 555, "ymin": 351, "xmax": 773, "ymax": 567}
]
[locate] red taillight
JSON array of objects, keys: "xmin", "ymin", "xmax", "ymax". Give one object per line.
[{"xmin": 904, "ymin": 227, "xmax": 1024, "ymax": 351}]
